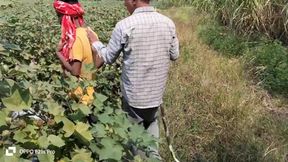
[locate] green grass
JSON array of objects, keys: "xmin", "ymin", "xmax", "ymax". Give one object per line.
[
  {"xmin": 160, "ymin": 7, "xmax": 288, "ymax": 162},
  {"xmin": 197, "ymin": 19, "xmax": 288, "ymax": 96},
  {"xmin": 197, "ymin": 23, "xmax": 247, "ymax": 57},
  {"xmin": 2, "ymin": 1, "xmax": 287, "ymax": 161}
]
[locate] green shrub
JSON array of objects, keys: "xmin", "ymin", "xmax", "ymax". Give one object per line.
[
  {"xmin": 246, "ymin": 41, "xmax": 288, "ymax": 95},
  {"xmin": 197, "ymin": 22, "xmax": 247, "ymax": 57},
  {"xmin": 197, "ymin": 20, "xmax": 288, "ymax": 96}
]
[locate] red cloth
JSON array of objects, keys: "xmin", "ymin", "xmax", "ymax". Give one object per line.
[{"xmin": 53, "ymin": 0, "xmax": 84, "ymax": 61}]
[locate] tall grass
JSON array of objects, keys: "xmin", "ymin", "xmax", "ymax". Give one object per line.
[
  {"xmin": 157, "ymin": 0, "xmax": 288, "ymax": 44},
  {"xmin": 156, "ymin": 0, "xmax": 193, "ymax": 7},
  {"xmin": 196, "ymin": 19, "xmax": 288, "ymax": 96},
  {"xmin": 160, "ymin": 8, "xmax": 288, "ymax": 162}
]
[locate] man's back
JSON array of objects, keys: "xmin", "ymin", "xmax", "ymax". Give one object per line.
[
  {"xmin": 87, "ymin": 4, "xmax": 179, "ymax": 160},
  {"xmin": 116, "ymin": 7, "xmax": 179, "ymax": 108}
]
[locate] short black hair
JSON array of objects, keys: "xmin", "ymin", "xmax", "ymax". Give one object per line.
[{"xmin": 60, "ymin": 0, "xmax": 78, "ymax": 4}]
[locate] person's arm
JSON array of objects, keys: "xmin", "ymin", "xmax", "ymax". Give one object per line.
[
  {"xmin": 169, "ymin": 23, "xmax": 180, "ymax": 61},
  {"xmin": 56, "ymin": 51, "xmax": 82, "ymax": 77},
  {"xmin": 86, "ymin": 24, "xmax": 123, "ymax": 66},
  {"xmin": 84, "ymin": 28, "xmax": 104, "ymax": 69},
  {"xmin": 91, "ymin": 46, "xmax": 104, "ymax": 69},
  {"xmin": 56, "ymin": 40, "xmax": 82, "ymax": 77}
]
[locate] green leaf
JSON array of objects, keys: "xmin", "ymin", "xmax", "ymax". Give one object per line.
[
  {"xmin": 58, "ymin": 157, "xmax": 71, "ymax": 162},
  {"xmin": 91, "ymin": 123, "xmax": 106, "ymax": 138},
  {"xmin": 2, "ymin": 89, "xmax": 31, "ymax": 111},
  {"xmin": 77, "ymin": 104, "xmax": 91, "ymax": 116},
  {"xmin": 114, "ymin": 127, "xmax": 127, "ymax": 139},
  {"xmin": 5, "ymin": 79, "xmax": 15, "ymax": 87},
  {"xmin": 71, "ymin": 103, "xmax": 79, "ymax": 111},
  {"xmin": 62, "ymin": 118, "xmax": 75, "ymax": 137},
  {"xmin": 45, "ymin": 101, "xmax": 64, "ymax": 116},
  {"xmin": 74, "ymin": 122, "xmax": 93, "ymax": 142},
  {"xmin": 22, "ymin": 124, "xmax": 37, "ymax": 136},
  {"xmin": 54, "ymin": 115, "xmax": 64, "ymax": 123},
  {"xmin": 48, "ymin": 135, "xmax": 65, "ymax": 147},
  {"xmin": 0, "ymin": 111, "xmax": 7, "ymax": 126},
  {"xmin": 96, "ymin": 137, "xmax": 123, "ymax": 161},
  {"xmin": 98, "ymin": 113, "xmax": 111, "ymax": 124},
  {"xmin": 92, "ymin": 93, "xmax": 108, "ymax": 109},
  {"xmin": 95, "ymin": 93, "xmax": 108, "ymax": 102},
  {"xmin": 129, "ymin": 124, "xmax": 146, "ymax": 141},
  {"xmin": 129, "ymin": 125, "xmax": 157, "ymax": 148},
  {"xmin": 37, "ymin": 154, "xmax": 54, "ymax": 162},
  {"xmin": 71, "ymin": 149, "xmax": 93, "ymax": 162},
  {"xmin": 38, "ymin": 136, "xmax": 49, "ymax": 148},
  {"xmin": 88, "ymin": 142, "xmax": 98, "ymax": 153},
  {"xmin": 3, "ymin": 43, "xmax": 21, "ymax": 51},
  {"xmin": 0, "ymin": 79, "xmax": 13, "ymax": 98},
  {"xmin": 13, "ymin": 130, "xmax": 28, "ymax": 143},
  {"xmin": 0, "ymin": 44, "xmax": 5, "ymax": 51},
  {"xmin": 92, "ymin": 99, "xmax": 103, "ymax": 109},
  {"xmin": 69, "ymin": 111, "xmax": 86, "ymax": 121},
  {"xmin": 141, "ymin": 134, "xmax": 157, "ymax": 149},
  {"xmin": 114, "ymin": 114, "xmax": 130, "ymax": 129},
  {"xmin": 0, "ymin": 156, "xmax": 21, "ymax": 162},
  {"xmin": 104, "ymin": 106, "xmax": 114, "ymax": 115}
]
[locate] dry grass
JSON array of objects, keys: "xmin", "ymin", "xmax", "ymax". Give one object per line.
[
  {"xmin": 159, "ymin": 7, "xmax": 288, "ymax": 162},
  {"xmin": 158, "ymin": 0, "xmax": 288, "ymax": 44}
]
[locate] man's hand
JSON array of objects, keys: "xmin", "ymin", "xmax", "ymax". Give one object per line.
[
  {"xmin": 86, "ymin": 27, "xmax": 104, "ymax": 69},
  {"xmin": 86, "ymin": 27, "xmax": 98, "ymax": 44}
]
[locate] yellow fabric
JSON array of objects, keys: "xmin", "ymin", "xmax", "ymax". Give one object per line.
[
  {"xmin": 70, "ymin": 86, "xmax": 94, "ymax": 105},
  {"xmin": 71, "ymin": 27, "xmax": 94, "ymax": 80},
  {"xmin": 69, "ymin": 27, "xmax": 97, "ymax": 105}
]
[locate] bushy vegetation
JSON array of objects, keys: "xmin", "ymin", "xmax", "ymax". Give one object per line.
[
  {"xmin": 197, "ymin": 20, "xmax": 288, "ymax": 96},
  {"xmin": 197, "ymin": 23, "xmax": 247, "ymax": 57},
  {"xmin": 0, "ymin": 0, "xmax": 158, "ymax": 161},
  {"xmin": 246, "ymin": 41, "xmax": 288, "ymax": 95},
  {"xmin": 160, "ymin": 8, "xmax": 288, "ymax": 162},
  {"xmin": 157, "ymin": 1, "xmax": 288, "ymax": 96}
]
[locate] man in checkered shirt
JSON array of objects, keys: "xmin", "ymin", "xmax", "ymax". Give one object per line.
[{"xmin": 87, "ymin": 0, "xmax": 179, "ymax": 159}]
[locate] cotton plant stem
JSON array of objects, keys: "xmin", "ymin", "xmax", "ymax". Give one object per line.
[{"xmin": 160, "ymin": 106, "xmax": 180, "ymax": 162}]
